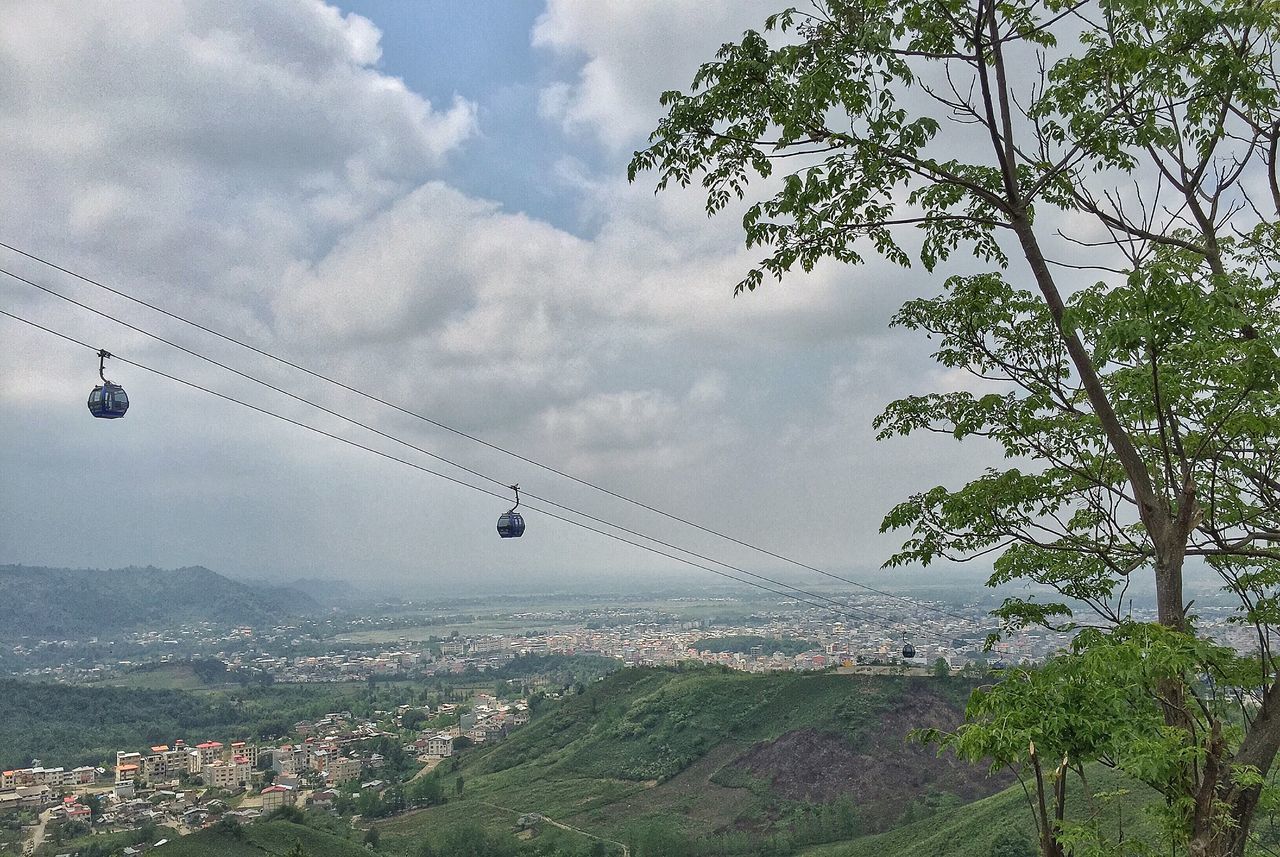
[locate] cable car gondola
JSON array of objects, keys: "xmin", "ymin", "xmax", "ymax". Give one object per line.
[
  {"xmin": 87, "ymin": 349, "xmax": 129, "ymax": 419},
  {"xmin": 497, "ymin": 483, "xmax": 525, "ymax": 538},
  {"xmin": 901, "ymin": 633, "xmax": 915, "ymax": 660}
]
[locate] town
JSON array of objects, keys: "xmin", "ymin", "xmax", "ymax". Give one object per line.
[
  {"xmin": 1, "ymin": 691, "xmax": 529, "ymax": 854},
  {"xmin": 5, "ymin": 590, "xmax": 1255, "ymax": 686}
]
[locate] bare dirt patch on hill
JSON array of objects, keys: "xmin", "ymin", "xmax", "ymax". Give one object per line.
[{"xmin": 727, "ymin": 686, "xmax": 1013, "ymax": 830}]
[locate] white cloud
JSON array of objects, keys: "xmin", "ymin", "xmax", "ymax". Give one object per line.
[
  {"xmin": 0, "ymin": 0, "xmax": 997, "ymax": 587},
  {"xmin": 533, "ymin": 0, "xmax": 778, "ymax": 150},
  {"xmin": 0, "ymin": 0, "xmax": 476, "ymax": 303}
]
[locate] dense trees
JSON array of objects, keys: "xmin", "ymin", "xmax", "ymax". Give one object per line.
[
  {"xmin": 632, "ymin": 1, "xmax": 1279, "ymax": 854},
  {"xmin": 0, "ymin": 679, "xmax": 378, "ymax": 767}
]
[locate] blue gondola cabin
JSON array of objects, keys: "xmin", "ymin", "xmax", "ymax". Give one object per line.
[
  {"xmin": 497, "ymin": 511, "xmax": 525, "ymax": 538},
  {"xmin": 88, "ymin": 382, "xmax": 129, "ymax": 419}
]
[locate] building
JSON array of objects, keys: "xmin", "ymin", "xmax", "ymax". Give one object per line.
[
  {"xmin": 2, "ymin": 765, "xmax": 97, "ymax": 790},
  {"xmin": 203, "ymin": 757, "xmax": 251, "ymax": 791},
  {"xmin": 194, "ymin": 742, "xmax": 224, "ymax": 769},
  {"xmin": 425, "ymin": 734, "xmax": 455, "ymax": 758},
  {"xmin": 271, "ymin": 746, "xmax": 307, "ymax": 776},
  {"xmin": 138, "ymin": 746, "xmax": 188, "ymax": 785},
  {"xmin": 260, "ymin": 784, "xmax": 297, "ymax": 813},
  {"xmin": 228, "ymin": 742, "xmax": 259, "ymax": 767},
  {"xmin": 326, "ymin": 756, "xmax": 361, "ymax": 784},
  {"xmin": 114, "ymin": 756, "xmax": 141, "ymax": 788}
]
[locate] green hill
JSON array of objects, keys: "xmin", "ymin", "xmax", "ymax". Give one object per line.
[
  {"xmin": 800, "ymin": 764, "xmax": 1162, "ymax": 857},
  {"xmin": 0, "ymin": 679, "xmax": 375, "ymax": 768},
  {"xmin": 373, "ymin": 666, "xmax": 1022, "ymax": 855},
  {"xmin": 98, "ymin": 667, "xmax": 1169, "ymax": 857},
  {"xmin": 0, "ymin": 564, "xmax": 318, "ymax": 640},
  {"xmin": 146, "ymin": 820, "xmax": 369, "ymax": 857}
]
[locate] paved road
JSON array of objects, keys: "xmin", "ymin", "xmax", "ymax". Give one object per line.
[{"xmin": 477, "ymin": 800, "xmax": 629, "ymax": 857}]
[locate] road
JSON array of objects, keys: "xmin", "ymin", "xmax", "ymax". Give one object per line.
[
  {"xmin": 23, "ymin": 808, "xmax": 53, "ymax": 855},
  {"xmin": 409, "ymin": 756, "xmax": 444, "ymax": 782},
  {"xmin": 477, "ymin": 800, "xmax": 629, "ymax": 857}
]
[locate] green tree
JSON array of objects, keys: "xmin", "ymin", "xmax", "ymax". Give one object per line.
[
  {"xmin": 287, "ymin": 840, "xmax": 310, "ymax": 857},
  {"xmin": 409, "ymin": 774, "xmax": 444, "ymax": 807},
  {"xmin": 454, "ymin": 774, "xmax": 464, "ymax": 797},
  {"xmin": 364, "ymin": 826, "xmax": 380, "ymax": 849},
  {"xmin": 82, "ymin": 792, "xmax": 102, "ymax": 824},
  {"xmin": 401, "ymin": 709, "xmax": 427, "ymax": 732},
  {"xmin": 991, "ymin": 828, "xmax": 1037, "ymax": 857},
  {"xmin": 270, "ymin": 804, "xmax": 305, "ymax": 824},
  {"xmin": 632, "ymin": 2, "xmax": 1280, "ymax": 855},
  {"xmin": 213, "ymin": 814, "xmax": 242, "ymax": 840},
  {"xmin": 931, "ymin": 657, "xmax": 951, "ymax": 679}
]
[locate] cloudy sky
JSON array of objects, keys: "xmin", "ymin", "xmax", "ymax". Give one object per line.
[{"xmin": 0, "ymin": 0, "xmax": 1000, "ymax": 594}]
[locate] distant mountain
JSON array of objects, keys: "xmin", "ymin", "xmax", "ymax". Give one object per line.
[
  {"xmin": 0, "ymin": 564, "xmax": 320, "ymax": 640},
  {"xmin": 275, "ymin": 576, "xmax": 369, "ymax": 607}
]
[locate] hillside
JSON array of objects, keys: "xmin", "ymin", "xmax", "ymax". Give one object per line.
[
  {"xmin": 800, "ymin": 764, "xmax": 1162, "ymax": 857},
  {"xmin": 89, "ymin": 667, "xmax": 1171, "ymax": 857},
  {"xmin": 372, "ymin": 667, "xmax": 1020, "ymax": 855},
  {"xmin": 139, "ymin": 820, "xmax": 368, "ymax": 857},
  {"xmin": 0, "ymin": 564, "xmax": 319, "ymax": 640},
  {"xmin": 0, "ymin": 679, "xmax": 379, "ymax": 768}
]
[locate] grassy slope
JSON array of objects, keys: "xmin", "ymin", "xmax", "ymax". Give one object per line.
[
  {"xmin": 102, "ymin": 662, "xmax": 215, "ymax": 691},
  {"xmin": 146, "ymin": 669, "xmax": 1171, "ymax": 857},
  {"xmin": 151, "ymin": 821, "xmax": 367, "ymax": 857},
  {"xmin": 376, "ymin": 666, "xmax": 998, "ymax": 853},
  {"xmin": 800, "ymin": 765, "xmax": 1163, "ymax": 857}
]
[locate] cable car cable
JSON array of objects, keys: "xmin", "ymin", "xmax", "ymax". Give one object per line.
[
  {"xmin": 0, "ymin": 307, "xmax": 963, "ymax": 646},
  {"xmin": 2, "ymin": 270, "xmax": 951, "ymax": 636},
  {"xmin": 0, "ymin": 240, "xmax": 973, "ymax": 624}
]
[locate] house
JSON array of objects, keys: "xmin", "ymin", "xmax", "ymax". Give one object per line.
[
  {"xmin": 203, "ymin": 758, "xmax": 250, "ymax": 791},
  {"xmin": 425, "ymin": 734, "xmax": 455, "ymax": 758},
  {"xmin": 182, "ymin": 807, "xmax": 209, "ymax": 826},
  {"xmin": 69, "ymin": 766, "xmax": 97, "ymax": 785},
  {"xmin": 260, "ymin": 785, "xmax": 297, "ymax": 814},
  {"xmin": 17, "ymin": 785, "xmax": 53, "ymax": 809},
  {"xmin": 326, "ymin": 756, "xmax": 360, "ymax": 784},
  {"xmin": 228, "ymin": 742, "xmax": 258, "ymax": 766},
  {"xmin": 193, "ymin": 742, "xmax": 223, "ymax": 768},
  {"xmin": 309, "ymin": 788, "xmax": 339, "ymax": 810}
]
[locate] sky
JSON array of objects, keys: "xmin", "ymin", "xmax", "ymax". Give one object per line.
[{"xmin": 0, "ymin": 1, "xmax": 1006, "ymax": 595}]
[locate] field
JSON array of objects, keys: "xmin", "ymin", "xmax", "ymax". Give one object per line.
[{"xmin": 331, "ymin": 596, "xmax": 770, "ymax": 643}]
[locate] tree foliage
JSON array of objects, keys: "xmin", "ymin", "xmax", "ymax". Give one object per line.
[{"xmin": 632, "ymin": 0, "xmax": 1280, "ymax": 854}]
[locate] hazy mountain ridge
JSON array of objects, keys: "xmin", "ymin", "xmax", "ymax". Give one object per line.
[{"xmin": 0, "ymin": 564, "xmax": 320, "ymax": 640}]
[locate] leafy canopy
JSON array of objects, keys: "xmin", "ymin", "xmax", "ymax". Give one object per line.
[{"xmin": 631, "ymin": 0, "xmax": 1280, "ymax": 853}]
